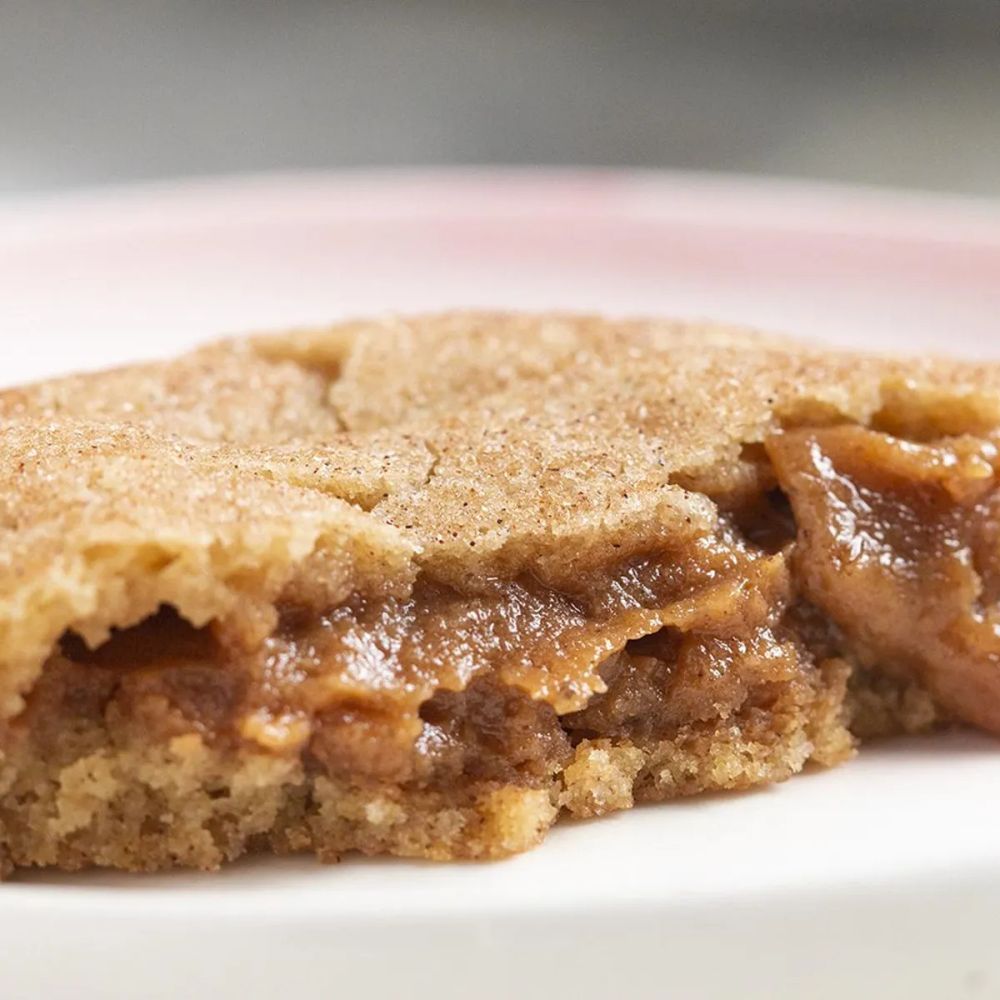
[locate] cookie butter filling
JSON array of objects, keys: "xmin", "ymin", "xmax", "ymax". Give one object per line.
[
  {"xmin": 769, "ymin": 425, "xmax": 1000, "ymax": 733},
  {"xmin": 29, "ymin": 524, "xmax": 793, "ymax": 782}
]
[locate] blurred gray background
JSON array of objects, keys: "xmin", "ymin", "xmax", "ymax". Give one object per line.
[{"xmin": 1, "ymin": 0, "xmax": 998, "ymax": 196}]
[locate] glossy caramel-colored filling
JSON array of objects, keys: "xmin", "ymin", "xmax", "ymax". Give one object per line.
[
  {"xmin": 22, "ymin": 525, "xmax": 796, "ymax": 792},
  {"xmin": 769, "ymin": 425, "xmax": 1000, "ymax": 733}
]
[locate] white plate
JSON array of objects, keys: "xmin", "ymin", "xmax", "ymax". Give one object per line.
[{"xmin": 2, "ymin": 170, "xmax": 1000, "ymax": 1000}]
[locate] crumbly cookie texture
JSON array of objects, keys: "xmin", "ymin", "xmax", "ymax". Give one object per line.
[{"xmin": 1, "ymin": 311, "xmax": 998, "ymax": 876}]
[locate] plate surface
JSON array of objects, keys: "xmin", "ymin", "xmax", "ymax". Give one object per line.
[{"xmin": 2, "ymin": 170, "xmax": 1000, "ymax": 1000}]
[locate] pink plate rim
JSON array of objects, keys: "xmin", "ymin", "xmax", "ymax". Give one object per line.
[{"xmin": 2, "ymin": 167, "xmax": 999, "ymax": 250}]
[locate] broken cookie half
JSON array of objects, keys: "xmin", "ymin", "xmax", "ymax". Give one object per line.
[{"xmin": 0, "ymin": 312, "xmax": 997, "ymax": 876}]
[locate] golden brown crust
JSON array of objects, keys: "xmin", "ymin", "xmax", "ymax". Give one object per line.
[
  {"xmin": 4, "ymin": 313, "xmax": 998, "ymax": 705},
  {"xmin": 1, "ymin": 311, "xmax": 997, "ymax": 876}
]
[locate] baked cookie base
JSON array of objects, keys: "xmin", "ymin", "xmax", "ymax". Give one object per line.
[{"xmin": 1, "ymin": 658, "xmax": 867, "ymax": 875}]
